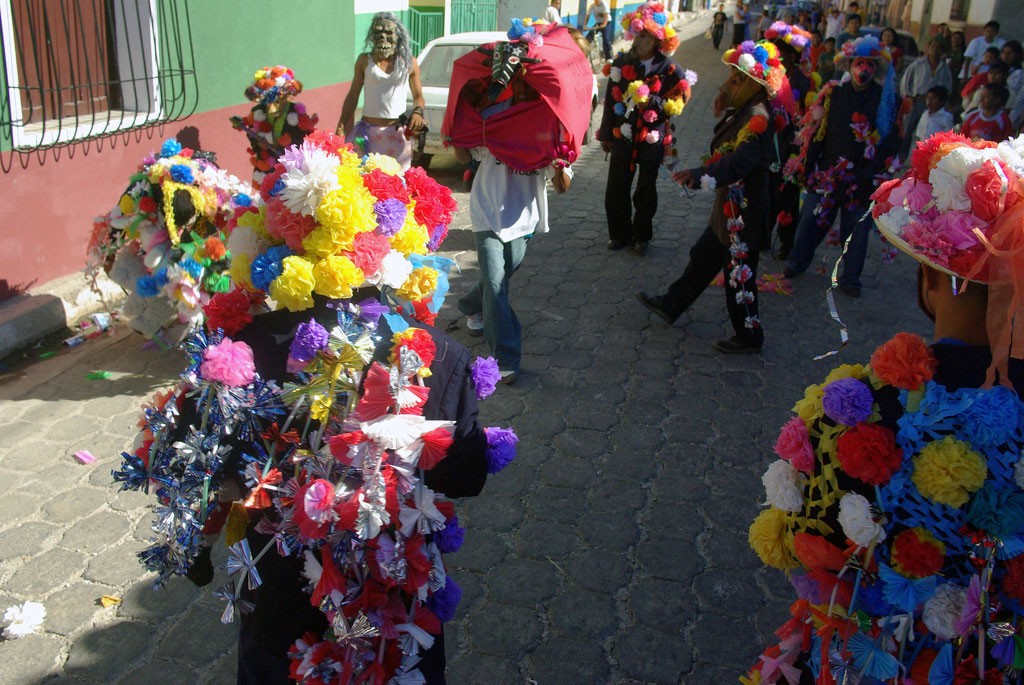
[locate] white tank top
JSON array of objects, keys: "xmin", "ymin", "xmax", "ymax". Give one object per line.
[{"xmin": 362, "ymin": 58, "xmax": 409, "ymax": 119}]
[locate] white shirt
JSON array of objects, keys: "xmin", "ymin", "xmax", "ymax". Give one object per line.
[
  {"xmin": 963, "ymin": 35, "xmax": 1006, "ymax": 77},
  {"xmin": 544, "ymin": 6, "xmax": 561, "ymax": 24},
  {"xmin": 362, "ymin": 58, "xmax": 409, "ymax": 119},
  {"xmin": 469, "ymin": 147, "xmax": 554, "ymax": 242},
  {"xmin": 899, "ymin": 56, "xmax": 952, "ymax": 98},
  {"xmin": 588, "ymin": 0, "xmax": 609, "ymax": 25},
  {"xmin": 825, "ymin": 13, "xmax": 843, "ymax": 39},
  {"xmin": 913, "ymin": 108, "xmax": 954, "ymax": 145}
]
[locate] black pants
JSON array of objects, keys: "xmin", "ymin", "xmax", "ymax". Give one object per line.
[
  {"xmin": 662, "ymin": 225, "xmax": 763, "ymax": 346},
  {"xmin": 768, "ymin": 171, "xmax": 801, "ymax": 252},
  {"xmin": 605, "ymin": 154, "xmax": 659, "ymax": 244},
  {"xmin": 711, "ymin": 24, "xmax": 724, "ymax": 49},
  {"xmin": 732, "ymin": 23, "xmax": 747, "ymax": 47}
]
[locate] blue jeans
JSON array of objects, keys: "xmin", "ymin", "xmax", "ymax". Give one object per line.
[
  {"xmin": 786, "ymin": 192, "xmax": 871, "ymax": 289},
  {"xmin": 458, "ymin": 231, "xmax": 528, "ymax": 372}
]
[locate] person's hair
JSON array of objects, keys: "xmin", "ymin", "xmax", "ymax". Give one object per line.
[
  {"xmin": 984, "ymin": 46, "xmax": 1001, "ymax": 60},
  {"xmin": 951, "ymin": 30, "xmax": 965, "ymax": 46},
  {"xmin": 824, "ymin": 36, "xmax": 836, "ymax": 48},
  {"xmin": 812, "ymin": 29, "xmax": 822, "ymax": 38},
  {"xmin": 849, "ymin": 1, "xmax": 859, "ymax": 7},
  {"xmin": 927, "ymin": 37, "xmax": 946, "ymax": 52},
  {"xmin": 846, "ymin": 13, "xmax": 860, "ymax": 24},
  {"xmin": 984, "ymin": 20, "xmax": 1000, "ymax": 32},
  {"xmin": 927, "ymin": 85, "xmax": 949, "ymax": 105},
  {"xmin": 988, "ymin": 61, "xmax": 1010, "ymax": 78},
  {"xmin": 881, "ymin": 27, "xmax": 897, "ymax": 43},
  {"xmin": 982, "ymin": 82, "xmax": 1010, "ymax": 107},
  {"xmin": 1004, "ymin": 40, "xmax": 1023, "ymax": 68},
  {"xmin": 938, "ymin": 22, "xmax": 948, "ymax": 30},
  {"xmin": 363, "ymin": 12, "xmax": 412, "ymax": 80}
]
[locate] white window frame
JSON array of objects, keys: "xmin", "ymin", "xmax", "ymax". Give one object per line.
[{"xmin": 0, "ymin": 0, "xmax": 163, "ymax": 149}]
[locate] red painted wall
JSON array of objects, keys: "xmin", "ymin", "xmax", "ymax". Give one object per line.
[{"xmin": 0, "ymin": 82, "xmax": 349, "ymax": 295}]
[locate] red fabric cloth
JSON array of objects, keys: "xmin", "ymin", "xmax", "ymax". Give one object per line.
[{"xmin": 441, "ymin": 26, "xmax": 593, "ymax": 171}]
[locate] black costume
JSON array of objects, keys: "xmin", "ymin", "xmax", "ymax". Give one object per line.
[
  {"xmin": 222, "ymin": 296, "xmax": 487, "ymax": 685},
  {"xmin": 597, "ymin": 51, "xmax": 683, "ymax": 250},
  {"xmin": 768, "ymin": 65, "xmax": 810, "ymax": 259}
]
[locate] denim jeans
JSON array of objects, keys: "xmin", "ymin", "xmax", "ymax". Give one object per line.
[
  {"xmin": 458, "ymin": 231, "xmax": 528, "ymax": 372},
  {"xmin": 786, "ymin": 192, "xmax": 871, "ymax": 289}
]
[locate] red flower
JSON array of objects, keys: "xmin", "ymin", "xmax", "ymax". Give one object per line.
[
  {"xmin": 138, "ymin": 195, "xmax": 158, "ymax": 214},
  {"xmin": 870, "ymin": 332, "xmax": 937, "ymax": 390},
  {"xmin": 1003, "ymin": 554, "xmax": 1024, "ymax": 603},
  {"xmin": 348, "ymin": 230, "xmax": 391, "ymax": 276},
  {"xmin": 776, "ymin": 211, "xmax": 793, "ymax": 226},
  {"xmin": 748, "ymin": 115, "xmax": 768, "ymax": 135},
  {"xmin": 949, "ymin": 247, "xmax": 988, "ymax": 281},
  {"xmin": 328, "ymin": 430, "xmax": 366, "ymax": 465},
  {"xmin": 890, "ymin": 528, "xmax": 944, "ymax": 578},
  {"xmin": 418, "ymin": 427, "xmax": 452, "ymax": 469},
  {"xmin": 413, "ymin": 196, "xmax": 449, "ymax": 230},
  {"xmin": 649, "ymin": 76, "xmax": 662, "ymax": 93},
  {"xmin": 265, "ymin": 196, "xmax": 316, "ymax": 250},
  {"xmin": 836, "ymin": 422, "xmax": 903, "ymax": 485},
  {"xmin": 601, "ymin": 63, "xmax": 611, "ymax": 77},
  {"xmin": 259, "ymin": 163, "xmax": 287, "ymax": 198},
  {"xmin": 203, "ymin": 289, "xmax": 253, "ymax": 336},
  {"xmin": 392, "ymin": 328, "xmax": 436, "ymax": 370},
  {"xmin": 621, "ymin": 64, "xmax": 638, "ymax": 81},
  {"xmin": 965, "ymin": 160, "xmax": 1009, "ymax": 223},
  {"xmin": 363, "ymin": 167, "xmax": 410, "ymax": 203},
  {"xmin": 277, "ymin": 132, "xmax": 292, "ymax": 148},
  {"xmin": 204, "ymin": 236, "xmax": 227, "ymax": 261},
  {"xmin": 412, "ymin": 299, "xmax": 437, "ymax": 326},
  {"xmin": 611, "ymin": 86, "xmax": 623, "ymax": 102},
  {"xmin": 303, "ymin": 129, "xmax": 348, "ymax": 157},
  {"xmin": 909, "ymin": 130, "xmax": 970, "ymax": 180}
]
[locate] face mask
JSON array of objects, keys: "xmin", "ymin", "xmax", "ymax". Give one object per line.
[
  {"xmin": 851, "ymin": 58, "xmax": 877, "ymax": 86},
  {"xmin": 372, "ymin": 21, "xmax": 398, "ymax": 60}
]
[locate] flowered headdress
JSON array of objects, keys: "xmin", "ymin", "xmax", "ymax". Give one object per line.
[
  {"xmin": 87, "ymin": 137, "xmax": 254, "ymax": 334},
  {"xmin": 723, "ymin": 40, "xmax": 788, "ymax": 100},
  {"xmin": 764, "ymin": 21, "xmax": 812, "ymax": 57},
  {"xmin": 227, "ymin": 131, "xmax": 458, "ymax": 325},
  {"xmin": 745, "ymin": 326, "xmax": 1024, "ymax": 683},
  {"xmin": 834, "ymin": 35, "xmax": 898, "ymax": 139},
  {"xmin": 244, "ymin": 65, "xmax": 303, "ymax": 105},
  {"xmin": 621, "ymin": 2, "xmax": 680, "ymax": 56},
  {"xmin": 872, "ymin": 132, "xmax": 1024, "ymax": 386}
]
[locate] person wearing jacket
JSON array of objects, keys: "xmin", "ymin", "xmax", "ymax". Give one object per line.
[{"xmin": 636, "ymin": 39, "xmax": 790, "ymax": 354}]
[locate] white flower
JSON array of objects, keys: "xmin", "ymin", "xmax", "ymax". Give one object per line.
[
  {"xmin": 997, "ymin": 138, "xmax": 1024, "ymax": 176},
  {"xmin": 700, "ymin": 174, "xmax": 717, "ymax": 192},
  {"xmin": 226, "ymin": 224, "xmax": 270, "ymax": 264},
  {"xmin": 738, "ymin": 54, "xmax": 756, "ymax": 70},
  {"xmin": 253, "ymin": 109, "xmax": 267, "ymax": 122},
  {"xmin": 762, "ymin": 459, "xmax": 805, "ymax": 512},
  {"xmin": 644, "ymin": 130, "xmax": 661, "ymax": 144},
  {"xmin": 280, "ymin": 145, "xmax": 340, "ymax": 217},
  {"xmin": 620, "ymin": 123, "xmax": 633, "ymax": 139},
  {"xmin": 923, "ymin": 583, "xmax": 967, "ymax": 640},
  {"xmin": 609, "ymin": 66, "xmax": 622, "ymax": 81},
  {"xmin": 837, "ymin": 492, "xmax": 886, "ymax": 547},
  {"xmin": 684, "ymin": 69, "xmax": 699, "ymax": 85},
  {"xmin": 2, "ymin": 601, "xmax": 45, "ymax": 638},
  {"xmin": 928, "ymin": 167, "xmax": 972, "ymax": 213},
  {"xmin": 1014, "ymin": 457, "xmax": 1024, "ymax": 490},
  {"xmin": 287, "ymin": 112, "xmax": 299, "ymax": 126},
  {"xmin": 374, "ymin": 250, "xmax": 414, "ymax": 289}
]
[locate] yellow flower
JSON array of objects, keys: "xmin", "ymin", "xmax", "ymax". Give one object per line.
[
  {"xmin": 337, "ymin": 147, "xmax": 363, "ymax": 169},
  {"xmin": 310, "ymin": 395, "xmax": 333, "ymax": 423},
  {"xmin": 362, "ymin": 153, "xmax": 404, "ymax": 176},
  {"xmin": 229, "ymin": 253, "xmax": 253, "ymax": 288},
  {"xmin": 824, "ymin": 363, "xmax": 868, "ymax": 385},
  {"xmin": 316, "ymin": 187, "xmax": 376, "ymax": 239},
  {"xmin": 912, "ymin": 436, "xmax": 987, "ymax": 508},
  {"xmin": 312, "ymin": 255, "xmax": 364, "ymax": 299},
  {"xmin": 118, "ymin": 194, "xmax": 136, "ymax": 216},
  {"xmin": 665, "ymin": 25, "xmax": 677, "ymax": 38},
  {"xmin": 238, "ymin": 204, "xmax": 271, "ymax": 239},
  {"xmin": 749, "ymin": 507, "xmax": 798, "ymax": 570},
  {"xmin": 397, "ymin": 266, "xmax": 438, "ymax": 302},
  {"xmin": 663, "ymin": 96, "xmax": 685, "ymax": 118},
  {"xmin": 270, "ymin": 255, "xmax": 315, "ymax": 311},
  {"xmin": 391, "ymin": 222, "xmax": 429, "ymax": 257},
  {"xmin": 302, "ymin": 225, "xmax": 346, "ymax": 258},
  {"xmin": 793, "ymin": 383, "xmax": 824, "ymax": 425}
]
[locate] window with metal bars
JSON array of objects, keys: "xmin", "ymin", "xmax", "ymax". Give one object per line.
[
  {"xmin": 0, "ymin": 0, "xmax": 198, "ymax": 154},
  {"xmin": 949, "ymin": 0, "xmax": 970, "ymax": 21}
]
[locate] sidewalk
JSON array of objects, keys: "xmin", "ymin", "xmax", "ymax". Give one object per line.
[{"xmin": 0, "ymin": 26, "xmax": 929, "ymax": 685}]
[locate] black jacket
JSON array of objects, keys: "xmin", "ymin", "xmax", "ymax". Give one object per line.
[{"xmin": 597, "ymin": 51, "xmax": 683, "ymax": 163}]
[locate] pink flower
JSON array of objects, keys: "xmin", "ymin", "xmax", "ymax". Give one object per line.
[
  {"xmin": 932, "ymin": 211, "xmax": 985, "ymax": 249},
  {"xmin": 643, "ymin": 109, "xmax": 659, "ymax": 123},
  {"xmin": 965, "ymin": 160, "xmax": 1009, "ymax": 222},
  {"xmin": 644, "ymin": 130, "xmax": 661, "ymax": 144},
  {"xmin": 631, "ymin": 18, "xmax": 644, "ymax": 34},
  {"xmin": 200, "ymin": 338, "xmax": 255, "ymax": 387},
  {"xmin": 775, "ymin": 416, "xmax": 815, "ymax": 472},
  {"xmin": 303, "ymin": 479, "xmax": 337, "ymax": 524}
]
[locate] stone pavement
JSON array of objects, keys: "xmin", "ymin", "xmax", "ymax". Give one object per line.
[{"xmin": 0, "ymin": 19, "xmax": 929, "ymax": 685}]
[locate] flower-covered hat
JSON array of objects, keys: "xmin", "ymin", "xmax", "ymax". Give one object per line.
[
  {"xmin": 764, "ymin": 20, "xmax": 812, "ymax": 57},
  {"xmin": 834, "ymin": 35, "xmax": 892, "ymax": 76},
  {"xmin": 227, "ymin": 131, "xmax": 458, "ymax": 324},
  {"xmin": 621, "ymin": 2, "xmax": 680, "ymax": 56},
  {"xmin": 872, "ymin": 132, "xmax": 1024, "ymax": 383},
  {"xmin": 244, "ymin": 65, "xmax": 303, "ymax": 105},
  {"xmin": 722, "ymin": 40, "xmax": 788, "ymax": 99}
]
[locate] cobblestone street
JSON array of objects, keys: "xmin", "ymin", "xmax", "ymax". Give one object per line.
[{"xmin": 0, "ymin": 16, "xmax": 929, "ymax": 685}]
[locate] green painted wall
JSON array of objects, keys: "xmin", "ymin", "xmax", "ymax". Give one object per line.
[{"xmin": 189, "ymin": 0, "xmax": 356, "ymax": 113}]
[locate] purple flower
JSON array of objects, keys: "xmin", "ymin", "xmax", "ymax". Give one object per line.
[
  {"xmin": 355, "ymin": 298, "xmax": 389, "ymax": 327},
  {"xmin": 426, "ymin": 576, "xmax": 461, "ymax": 622},
  {"xmin": 433, "ymin": 515, "xmax": 465, "ymax": 554},
  {"xmin": 821, "ymin": 377, "xmax": 874, "ymax": 426},
  {"xmin": 374, "ymin": 199, "xmax": 407, "ymax": 236},
  {"xmin": 288, "ymin": 319, "xmax": 329, "ymax": 369},
  {"xmin": 427, "ymin": 223, "xmax": 449, "ymax": 252},
  {"xmin": 790, "ymin": 572, "xmax": 826, "ymax": 604},
  {"xmin": 485, "ymin": 427, "xmax": 518, "ymax": 474},
  {"xmin": 471, "ymin": 357, "xmax": 500, "ymax": 400}
]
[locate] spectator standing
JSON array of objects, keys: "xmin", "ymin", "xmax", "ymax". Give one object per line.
[
  {"xmin": 809, "ymin": 30, "xmax": 826, "ymax": 71},
  {"xmin": 585, "ymin": 0, "xmax": 613, "ymax": 60},
  {"xmin": 835, "ymin": 13, "xmax": 864, "ymax": 51},
  {"xmin": 910, "ymin": 85, "xmax": 954, "ymax": 147},
  {"xmin": 962, "ymin": 56, "xmax": 1006, "ymax": 111},
  {"xmin": 756, "ymin": 6, "xmax": 774, "ymax": 41},
  {"xmin": 880, "ymin": 27, "xmax": 903, "ymax": 72},
  {"xmin": 933, "ymin": 22, "xmax": 952, "ymax": 54},
  {"xmin": 637, "ymin": 40, "xmax": 790, "ymax": 354},
  {"xmin": 961, "ymin": 83, "xmax": 1014, "ymax": 142},
  {"xmin": 544, "ymin": 0, "xmax": 561, "ymax": 24},
  {"xmin": 1002, "ymin": 40, "xmax": 1024, "ymax": 129},
  {"xmin": 711, "ymin": 4, "xmax": 728, "ymax": 51},
  {"xmin": 337, "ymin": 13, "xmax": 426, "ymax": 170},
  {"xmin": 963, "ymin": 20, "xmax": 1005, "ymax": 79},
  {"xmin": 824, "ymin": 5, "xmax": 844, "ymax": 40},
  {"xmin": 732, "ymin": 1, "xmax": 750, "ymax": 47},
  {"xmin": 783, "ymin": 36, "xmax": 900, "ymax": 298},
  {"xmin": 597, "ymin": 3, "xmax": 690, "ymax": 255},
  {"xmin": 817, "ymin": 37, "xmax": 838, "ymax": 81},
  {"xmin": 899, "ymin": 38, "xmax": 952, "ymax": 159}
]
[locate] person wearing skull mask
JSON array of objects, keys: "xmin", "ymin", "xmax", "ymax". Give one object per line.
[
  {"xmin": 782, "ymin": 35, "xmax": 899, "ymax": 299},
  {"xmin": 337, "ymin": 13, "xmax": 426, "ymax": 170},
  {"xmin": 637, "ymin": 40, "xmax": 791, "ymax": 354}
]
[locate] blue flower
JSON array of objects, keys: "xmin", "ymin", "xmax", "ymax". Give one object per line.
[
  {"xmin": 180, "ymin": 258, "xmax": 203, "ymax": 279},
  {"xmin": 153, "ymin": 267, "xmax": 170, "ymax": 288},
  {"xmin": 961, "ymin": 385, "xmax": 1019, "ymax": 449},
  {"xmin": 433, "ymin": 515, "xmax": 465, "ymax": 554},
  {"xmin": 250, "ymin": 245, "xmax": 291, "ymax": 292},
  {"xmin": 234, "ymin": 193, "xmax": 252, "ymax": 207},
  {"xmin": 652, "ymin": 11, "xmax": 667, "ymax": 25},
  {"xmin": 753, "ymin": 45, "xmax": 769, "ymax": 64},
  {"xmin": 507, "ymin": 18, "xmax": 527, "ymax": 40},
  {"xmin": 160, "ymin": 139, "xmax": 182, "ymax": 158},
  {"xmin": 967, "ymin": 484, "xmax": 1024, "ymax": 539},
  {"xmin": 486, "ymin": 427, "xmax": 518, "ymax": 474},
  {"xmin": 170, "ymin": 164, "xmax": 194, "ymax": 184},
  {"xmin": 426, "ymin": 576, "xmax": 461, "ymax": 622},
  {"xmin": 136, "ymin": 275, "xmax": 160, "ymax": 297},
  {"xmin": 270, "ymin": 179, "xmax": 285, "ymax": 197}
]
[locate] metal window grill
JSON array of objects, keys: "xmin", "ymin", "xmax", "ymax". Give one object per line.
[{"xmin": 0, "ymin": 0, "xmax": 197, "ymax": 166}]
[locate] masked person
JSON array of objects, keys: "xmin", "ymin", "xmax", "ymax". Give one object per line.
[
  {"xmin": 744, "ymin": 130, "xmax": 1024, "ymax": 683},
  {"xmin": 337, "ymin": 12, "xmax": 426, "ymax": 170},
  {"xmin": 597, "ymin": 2, "xmax": 692, "ymax": 255},
  {"xmin": 783, "ymin": 36, "xmax": 899, "ymax": 298},
  {"xmin": 637, "ymin": 40, "xmax": 791, "ymax": 354}
]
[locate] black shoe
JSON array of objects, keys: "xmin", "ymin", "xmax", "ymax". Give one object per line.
[
  {"xmin": 636, "ymin": 291, "xmax": 676, "ymax": 324},
  {"xmin": 631, "ymin": 240, "xmax": 649, "ymax": 255},
  {"xmin": 713, "ymin": 336, "xmax": 762, "ymax": 354},
  {"xmin": 782, "ymin": 266, "xmax": 797, "ymax": 279},
  {"xmin": 607, "ymin": 240, "xmax": 628, "ymax": 251},
  {"xmin": 838, "ymin": 284, "xmax": 861, "ymax": 298},
  {"xmin": 772, "ymin": 245, "xmax": 791, "ymax": 260}
]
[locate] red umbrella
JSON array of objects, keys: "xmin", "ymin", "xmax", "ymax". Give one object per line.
[{"xmin": 441, "ymin": 26, "xmax": 592, "ymax": 172}]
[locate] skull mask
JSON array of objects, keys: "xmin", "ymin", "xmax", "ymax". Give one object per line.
[
  {"xmin": 488, "ymin": 41, "xmax": 540, "ymax": 101},
  {"xmin": 372, "ymin": 20, "xmax": 398, "ymax": 61}
]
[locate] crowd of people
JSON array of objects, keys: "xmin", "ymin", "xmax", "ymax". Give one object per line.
[{"xmin": 87, "ymin": 3, "xmax": 1024, "ymax": 684}]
